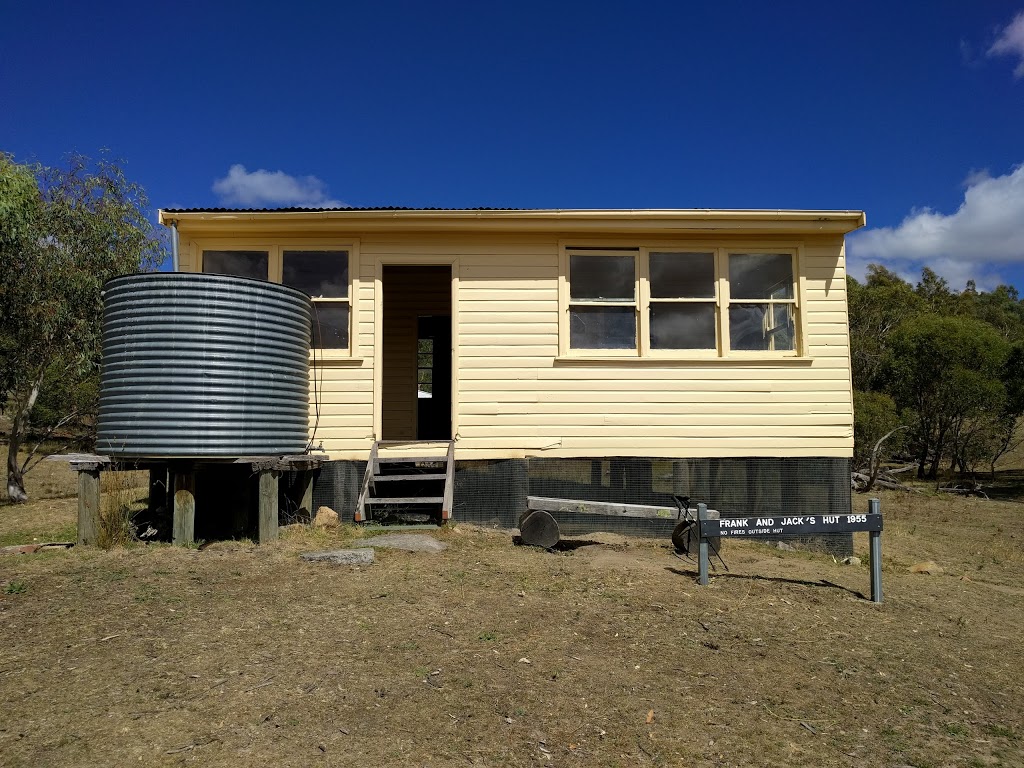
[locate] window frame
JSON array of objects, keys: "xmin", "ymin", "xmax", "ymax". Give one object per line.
[
  {"xmin": 559, "ymin": 241, "xmax": 804, "ymax": 360},
  {"xmin": 565, "ymin": 248, "xmax": 640, "ymax": 357},
  {"xmin": 195, "ymin": 239, "xmax": 359, "ymax": 359}
]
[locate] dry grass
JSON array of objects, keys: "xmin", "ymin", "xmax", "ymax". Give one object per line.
[
  {"xmin": 0, "ymin": 490, "xmax": 1022, "ymax": 767},
  {"xmin": 96, "ymin": 470, "xmax": 149, "ymax": 549}
]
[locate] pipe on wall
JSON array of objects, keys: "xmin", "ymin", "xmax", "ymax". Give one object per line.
[{"xmin": 170, "ymin": 219, "xmax": 179, "ymax": 272}]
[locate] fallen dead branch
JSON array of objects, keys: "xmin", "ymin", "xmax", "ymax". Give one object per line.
[
  {"xmin": 851, "ymin": 472, "xmax": 918, "ymax": 493},
  {"xmin": 938, "ymin": 483, "xmax": 989, "ymax": 499}
]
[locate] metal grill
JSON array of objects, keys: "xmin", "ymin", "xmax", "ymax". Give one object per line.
[{"xmin": 313, "ymin": 456, "xmax": 852, "ymax": 554}]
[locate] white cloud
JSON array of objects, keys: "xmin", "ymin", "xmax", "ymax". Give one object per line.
[
  {"xmin": 212, "ymin": 164, "xmax": 344, "ymax": 208},
  {"xmin": 847, "ymin": 164, "xmax": 1024, "ymax": 290},
  {"xmin": 989, "ymin": 10, "xmax": 1024, "ymax": 77}
]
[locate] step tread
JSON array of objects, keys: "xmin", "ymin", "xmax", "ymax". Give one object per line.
[
  {"xmin": 376, "ymin": 456, "xmax": 448, "ymax": 465},
  {"xmin": 374, "ymin": 473, "xmax": 447, "ymax": 482},
  {"xmin": 366, "ymin": 496, "xmax": 445, "ymax": 504}
]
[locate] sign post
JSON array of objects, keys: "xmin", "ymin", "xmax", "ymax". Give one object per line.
[
  {"xmin": 869, "ymin": 497, "xmax": 882, "ymax": 603},
  {"xmin": 696, "ymin": 498, "xmax": 883, "ymax": 603},
  {"xmin": 697, "ymin": 503, "xmax": 710, "ymax": 586}
]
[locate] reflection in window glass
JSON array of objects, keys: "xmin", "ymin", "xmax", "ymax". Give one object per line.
[
  {"xmin": 311, "ymin": 302, "xmax": 349, "ymax": 349},
  {"xmin": 282, "ymin": 251, "xmax": 348, "ymax": 297},
  {"xmin": 728, "ymin": 254, "xmax": 793, "ymax": 299},
  {"xmin": 729, "ymin": 303, "xmax": 795, "ymax": 351},
  {"xmin": 650, "ymin": 304, "xmax": 716, "ymax": 349},
  {"xmin": 570, "ymin": 306, "xmax": 636, "ymax": 349},
  {"xmin": 650, "ymin": 252, "xmax": 715, "ymax": 298},
  {"xmin": 772, "ymin": 303, "xmax": 796, "ymax": 350},
  {"xmin": 202, "ymin": 250, "xmax": 269, "ymax": 280},
  {"xmin": 569, "ymin": 255, "xmax": 635, "ymax": 300}
]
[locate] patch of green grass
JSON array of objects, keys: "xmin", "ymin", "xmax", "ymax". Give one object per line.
[
  {"xmin": 880, "ymin": 727, "xmax": 907, "ymax": 752},
  {"xmin": 477, "ymin": 630, "xmax": 497, "ymax": 641},
  {"xmin": 133, "ymin": 585, "xmax": 158, "ymax": 606},
  {"xmin": 0, "ymin": 524, "xmax": 78, "ymax": 547},
  {"xmin": 4, "ymin": 580, "xmax": 27, "ymax": 595},
  {"xmin": 986, "ymin": 723, "xmax": 1018, "ymax": 740},
  {"xmin": 944, "ymin": 722, "xmax": 970, "ymax": 739}
]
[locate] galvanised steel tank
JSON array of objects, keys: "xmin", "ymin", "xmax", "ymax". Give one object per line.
[{"xmin": 97, "ymin": 272, "xmax": 312, "ymax": 457}]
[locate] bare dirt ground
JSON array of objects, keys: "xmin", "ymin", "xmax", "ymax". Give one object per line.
[{"xmin": 1, "ymin": 466, "xmax": 1022, "ymax": 767}]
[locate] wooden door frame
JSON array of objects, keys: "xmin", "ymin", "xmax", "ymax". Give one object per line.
[{"xmin": 373, "ymin": 257, "xmax": 459, "ymax": 441}]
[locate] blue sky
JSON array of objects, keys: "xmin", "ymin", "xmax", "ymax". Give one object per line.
[{"xmin": 2, "ymin": 1, "xmax": 1024, "ymax": 289}]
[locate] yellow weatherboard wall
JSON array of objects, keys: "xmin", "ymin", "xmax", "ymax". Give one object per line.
[{"xmin": 162, "ymin": 209, "xmax": 862, "ymax": 462}]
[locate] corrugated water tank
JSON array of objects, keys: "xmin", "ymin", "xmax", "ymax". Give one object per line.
[{"xmin": 97, "ymin": 272, "xmax": 312, "ymax": 457}]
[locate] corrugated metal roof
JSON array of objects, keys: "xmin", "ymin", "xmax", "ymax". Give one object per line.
[{"xmin": 160, "ymin": 206, "xmax": 528, "ymax": 213}]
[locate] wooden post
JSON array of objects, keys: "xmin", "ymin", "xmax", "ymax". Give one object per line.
[
  {"xmin": 441, "ymin": 440, "xmax": 455, "ymax": 521},
  {"xmin": 172, "ymin": 468, "xmax": 196, "ymax": 546},
  {"xmin": 77, "ymin": 469, "xmax": 101, "ymax": 546},
  {"xmin": 258, "ymin": 469, "xmax": 280, "ymax": 543},
  {"xmin": 298, "ymin": 469, "xmax": 315, "ymax": 520},
  {"xmin": 671, "ymin": 461, "xmax": 685, "ymax": 495},
  {"xmin": 232, "ymin": 467, "xmax": 251, "ymax": 537},
  {"xmin": 148, "ymin": 467, "xmax": 167, "ymax": 514}
]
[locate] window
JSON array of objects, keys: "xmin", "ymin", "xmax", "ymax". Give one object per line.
[
  {"xmin": 418, "ymin": 337, "xmax": 433, "ymax": 398},
  {"xmin": 199, "ymin": 243, "xmax": 356, "ymax": 353},
  {"xmin": 202, "ymin": 250, "xmax": 269, "ymax": 280},
  {"xmin": 727, "ymin": 253, "xmax": 796, "ymax": 352},
  {"xmin": 282, "ymin": 250, "xmax": 350, "ymax": 350},
  {"xmin": 562, "ymin": 246, "xmax": 799, "ymax": 357},
  {"xmin": 568, "ymin": 251, "xmax": 637, "ymax": 350},
  {"xmin": 649, "ymin": 251, "xmax": 717, "ymax": 350}
]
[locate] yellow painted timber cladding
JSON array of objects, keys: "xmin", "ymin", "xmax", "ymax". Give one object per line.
[{"xmin": 162, "ymin": 209, "xmax": 863, "ymax": 461}]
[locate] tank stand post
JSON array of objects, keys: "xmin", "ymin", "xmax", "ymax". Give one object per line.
[
  {"xmin": 77, "ymin": 468, "xmax": 101, "ymax": 546},
  {"xmin": 148, "ymin": 467, "xmax": 168, "ymax": 516},
  {"xmin": 172, "ymin": 466, "xmax": 196, "ymax": 546},
  {"xmin": 258, "ymin": 469, "xmax": 280, "ymax": 544},
  {"xmin": 298, "ymin": 469, "xmax": 315, "ymax": 521}
]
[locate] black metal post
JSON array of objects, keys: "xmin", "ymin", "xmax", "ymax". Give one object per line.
[
  {"xmin": 869, "ymin": 497, "xmax": 882, "ymax": 603},
  {"xmin": 697, "ymin": 502, "xmax": 710, "ymax": 586}
]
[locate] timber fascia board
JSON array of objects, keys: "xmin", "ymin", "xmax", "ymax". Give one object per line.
[{"xmin": 159, "ymin": 209, "xmax": 867, "ymax": 236}]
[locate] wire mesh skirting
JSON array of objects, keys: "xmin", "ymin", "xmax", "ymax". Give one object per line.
[{"xmin": 311, "ymin": 456, "xmax": 853, "ymax": 555}]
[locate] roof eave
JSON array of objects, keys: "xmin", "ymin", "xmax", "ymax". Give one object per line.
[{"xmin": 158, "ymin": 208, "xmax": 867, "ymax": 235}]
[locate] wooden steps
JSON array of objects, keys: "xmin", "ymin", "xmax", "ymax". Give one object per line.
[{"xmin": 355, "ymin": 440, "xmax": 454, "ymax": 523}]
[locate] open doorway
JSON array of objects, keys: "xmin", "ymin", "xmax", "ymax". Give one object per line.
[{"xmin": 381, "ymin": 265, "xmax": 452, "ymax": 440}]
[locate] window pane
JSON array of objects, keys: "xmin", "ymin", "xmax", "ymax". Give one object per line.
[
  {"xmin": 650, "ymin": 303, "xmax": 716, "ymax": 349},
  {"xmin": 202, "ymin": 250, "xmax": 269, "ymax": 280},
  {"xmin": 729, "ymin": 253, "xmax": 793, "ymax": 299},
  {"xmin": 282, "ymin": 250, "xmax": 348, "ymax": 297},
  {"xmin": 729, "ymin": 303, "xmax": 795, "ymax": 351},
  {"xmin": 650, "ymin": 252, "xmax": 715, "ymax": 298},
  {"xmin": 311, "ymin": 302, "xmax": 349, "ymax": 349},
  {"xmin": 569, "ymin": 255, "xmax": 635, "ymax": 300},
  {"xmin": 570, "ymin": 306, "xmax": 636, "ymax": 349},
  {"xmin": 772, "ymin": 303, "xmax": 796, "ymax": 350}
]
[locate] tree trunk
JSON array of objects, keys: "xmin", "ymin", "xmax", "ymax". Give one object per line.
[
  {"xmin": 917, "ymin": 444, "xmax": 929, "ymax": 480},
  {"xmin": 6, "ymin": 375, "xmax": 43, "ymax": 503}
]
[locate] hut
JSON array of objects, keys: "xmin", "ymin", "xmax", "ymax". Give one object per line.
[{"xmin": 158, "ymin": 207, "xmax": 864, "ymax": 535}]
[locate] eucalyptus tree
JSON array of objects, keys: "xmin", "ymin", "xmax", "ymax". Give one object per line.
[{"xmin": 0, "ymin": 153, "xmax": 161, "ymax": 502}]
